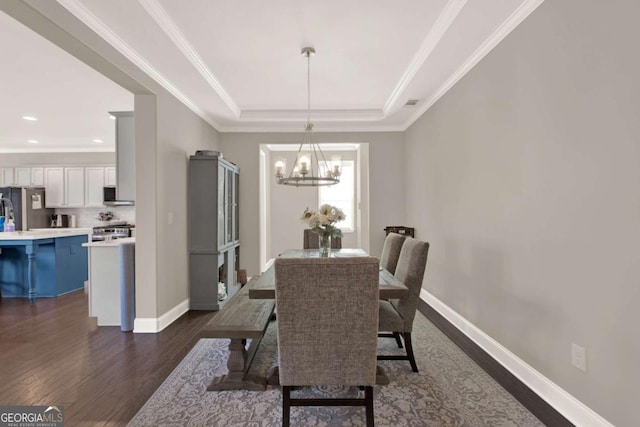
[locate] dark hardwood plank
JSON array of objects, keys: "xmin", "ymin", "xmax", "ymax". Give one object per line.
[{"xmin": 0, "ymin": 290, "xmax": 216, "ymax": 426}]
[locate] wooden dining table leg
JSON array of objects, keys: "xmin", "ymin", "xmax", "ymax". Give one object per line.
[{"xmin": 207, "ymin": 338, "xmax": 267, "ymax": 391}]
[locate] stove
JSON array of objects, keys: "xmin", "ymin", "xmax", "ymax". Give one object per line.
[{"xmin": 92, "ymin": 224, "xmax": 135, "ymax": 241}]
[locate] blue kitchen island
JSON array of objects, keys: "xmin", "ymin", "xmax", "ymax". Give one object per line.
[{"xmin": 0, "ymin": 230, "xmax": 90, "ymax": 302}]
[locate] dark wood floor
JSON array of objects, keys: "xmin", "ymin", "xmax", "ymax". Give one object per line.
[{"xmin": 0, "ymin": 290, "xmax": 216, "ymax": 426}]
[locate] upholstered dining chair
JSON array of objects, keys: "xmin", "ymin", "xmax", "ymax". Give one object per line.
[
  {"xmin": 275, "ymin": 256, "xmax": 380, "ymax": 427},
  {"xmin": 378, "ymin": 238, "xmax": 429, "ymax": 372},
  {"xmin": 379, "ymin": 232, "xmax": 407, "ymax": 275},
  {"xmin": 303, "ymin": 228, "xmax": 342, "ymax": 249}
]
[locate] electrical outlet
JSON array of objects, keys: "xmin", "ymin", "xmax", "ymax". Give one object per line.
[
  {"xmin": 168, "ymin": 212, "xmax": 174, "ymax": 225},
  {"xmin": 571, "ymin": 343, "xmax": 587, "ymax": 372}
]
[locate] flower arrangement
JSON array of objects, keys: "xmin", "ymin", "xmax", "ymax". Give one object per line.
[{"xmin": 301, "ymin": 204, "xmax": 346, "ymax": 239}]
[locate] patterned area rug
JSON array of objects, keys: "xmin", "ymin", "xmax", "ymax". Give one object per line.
[{"xmin": 128, "ymin": 312, "xmax": 543, "ymax": 426}]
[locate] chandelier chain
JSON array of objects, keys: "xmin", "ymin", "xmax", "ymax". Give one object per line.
[
  {"xmin": 275, "ymin": 46, "xmax": 340, "ymax": 187},
  {"xmin": 307, "ymin": 50, "xmax": 311, "ymax": 124}
]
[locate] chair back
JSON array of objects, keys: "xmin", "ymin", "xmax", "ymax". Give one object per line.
[
  {"xmin": 275, "ymin": 256, "xmax": 379, "ymax": 386},
  {"xmin": 391, "ymin": 238, "xmax": 429, "ymax": 332},
  {"xmin": 303, "ymin": 228, "xmax": 342, "ymax": 249},
  {"xmin": 380, "ymin": 233, "xmax": 407, "ymax": 274}
]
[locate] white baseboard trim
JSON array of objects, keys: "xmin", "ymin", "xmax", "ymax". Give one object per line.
[
  {"xmin": 420, "ymin": 289, "xmax": 614, "ymax": 427},
  {"xmin": 133, "ymin": 298, "xmax": 190, "ymax": 333}
]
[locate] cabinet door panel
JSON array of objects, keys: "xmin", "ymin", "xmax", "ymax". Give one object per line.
[
  {"xmin": 44, "ymin": 168, "xmax": 64, "ymax": 207},
  {"xmin": 105, "ymin": 166, "xmax": 116, "ymax": 186},
  {"xmin": 31, "ymin": 168, "xmax": 45, "ymax": 186},
  {"xmin": 15, "ymin": 168, "xmax": 31, "ymax": 186},
  {"xmin": 217, "ymin": 166, "xmax": 225, "ymax": 249},
  {"xmin": 85, "ymin": 167, "xmax": 105, "ymax": 207},
  {"xmin": 0, "ymin": 168, "xmax": 15, "ymax": 186},
  {"xmin": 65, "ymin": 167, "xmax": 85, "ymax": 207}
]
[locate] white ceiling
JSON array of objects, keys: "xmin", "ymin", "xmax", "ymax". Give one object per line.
[
  {"xmin": 1, "ymin": 0, "xmax": 542, "ymax": 152},
  {"xmin": 0, "ymin": 10, "xmax": 133, "ymax": 153}
]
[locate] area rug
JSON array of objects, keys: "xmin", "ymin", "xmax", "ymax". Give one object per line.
[{"xmin": 128, "ymin": 312, "xmax": 543, "ymax": 426}]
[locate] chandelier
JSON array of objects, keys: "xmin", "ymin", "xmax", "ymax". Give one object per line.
[{"xmin": 275, "ymin": 47, "xmax": 341, "ymax": 187}]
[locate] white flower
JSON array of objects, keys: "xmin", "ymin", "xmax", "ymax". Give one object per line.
[{"xmin": 301, "ymin": 205, "xmax": 346, "ymax": 238}]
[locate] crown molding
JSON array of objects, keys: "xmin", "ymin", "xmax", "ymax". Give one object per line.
[
  {"xmin": 402, "ymin": 0, "xmax": 545, "ymax": 131},
  {"xmin": 239, "ymin": 108, "xmax": 384, "ymax": 122},
  {"xmin": 0, "ymin": 147, "xmax": 115, "ymax": 153},
  {"xmin": 56, "ymin": 0, "xmax": 222, "ymax": 130},
  {"xmin": 56, "ymin": 0, "xmax": 542, "ymax": 134},
  {"xmin": 215, "ymin": 123, "xmax": 405, "ymax": 133},
  {"xmin": 137, "ymin": 0, "xmax": 240, "ymax": 118},
  {"xmin": 383, "ymin": 0, "xmax": 467, "ymax": 115}
]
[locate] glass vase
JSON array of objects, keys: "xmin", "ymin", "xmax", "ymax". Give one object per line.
[{"xmin": 320, "ymin": 234, "xmax": 331, "ymax": 257}]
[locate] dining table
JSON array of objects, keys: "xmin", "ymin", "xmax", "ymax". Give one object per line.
[
  {"xmin": 204, "ymin": 248, "xmax": 406, "ymax": 391},
  {"xmin": 248, "ymin": 248, "xmax": 408, "ymax": 300}
]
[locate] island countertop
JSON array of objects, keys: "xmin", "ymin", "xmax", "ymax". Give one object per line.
[{"xmin": 0, "ymin": 229, "xmax": 92, "ymax": 241}]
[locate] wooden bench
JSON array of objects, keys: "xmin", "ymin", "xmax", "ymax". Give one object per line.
[{"xmin": 200, "ymin": 276, "xmax": 275, "ymax": 391}]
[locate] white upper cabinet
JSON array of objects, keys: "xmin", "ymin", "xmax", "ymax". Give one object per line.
[
  {"xmin": 31, "ymin": 168, "xmax": 45, "ymax": 186},
  {"xmin": 0, "ymin": 168, "xmax": 15, "ymax": 186},
  {"xmin": 105, "ymin": 166, "xmax": 116, "ymax": 187},
  {"xmin": 14, "ymin": 168, "xmax": 31, "ymax": 186},
  {"xmin": 65, "ymin": 167, "xmax": 85, "ymax": 207},
  {"xmin": 85, "ymin": 167, "xmax": 106, "ymax": 207},
  {"xmin": 44, "ymin": 167, "xmax": 64, "ymax": 207},
  {"xmin": 15, "ymin": 165, "xmax": 115, "ymax": 207}
]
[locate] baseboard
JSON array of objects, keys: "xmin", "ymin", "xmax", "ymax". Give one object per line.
[
  {"xmin": 133, "ymin": 298, "xmax": 190, "ymax": 333},
  {"xmin": 419, "ymin": 289, "xmax": 614, "ymax": 427}
]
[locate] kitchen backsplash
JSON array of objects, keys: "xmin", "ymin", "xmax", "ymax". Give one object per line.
[{"xmin": 55, "ymin": 206, "xmax": 135, "ymax": 228}]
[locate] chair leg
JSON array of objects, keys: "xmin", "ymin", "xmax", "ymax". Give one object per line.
[
  {"xmin": 282, "ymin": 385, "xmax": 291, "ymax": 427},
  {"xmin": 403, "ymin": 332, "xmax": 418, "ymax": 373},
  {"xmin": 365, "ymin": 386, "xmax": 374, "ymax": 427},
  {"xmin": 393, "ymin": 332, "xmax": 403, "ymax": 348}
]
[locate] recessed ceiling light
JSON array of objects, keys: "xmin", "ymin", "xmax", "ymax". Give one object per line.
[
  {"xmin": 109, "ymin": 115, "xmax": 116, "ymax": 120},
  {"xmin": 93, "ymin": 139, "xmax": 104, "ymax": 143},
  {"xmin": 27, "ymin": 139, "xmax": 39, "ymax": 144},
  {"xmin": 23, "ymin": 115, "xmax": 38, "ymax": 121}
]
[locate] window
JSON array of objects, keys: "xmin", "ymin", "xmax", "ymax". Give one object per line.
[{"xmin": 319, "ymin": 160, "xmax": 355, "ymax": 231}]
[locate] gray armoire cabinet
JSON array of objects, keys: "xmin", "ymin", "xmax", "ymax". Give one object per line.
[{"xmin": 189, "ymin": 151, "xmax": 240, "ymax": 310}]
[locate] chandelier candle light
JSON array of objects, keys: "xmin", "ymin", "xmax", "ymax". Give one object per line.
[
  {"xmin": 275, "ymin": 47, "xmax": 341, "ymax": 187},
  {"xmin": 301, "ymin": 204, "xmax": 346, "ymax": 257}
]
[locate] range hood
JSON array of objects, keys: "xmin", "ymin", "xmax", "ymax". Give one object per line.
[
  {"xmin": 105, "ymin": 111, "xmax": 135, "ymax": 207},
  {"xmin": 104, "ymin": 199, "xmax": 134, "ymax": 207}
]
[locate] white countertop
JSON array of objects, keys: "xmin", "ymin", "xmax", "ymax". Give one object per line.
[
  {"xmin": 82, "ymin": 237, "xmax": 135, "ymax": 247},
  {"xmin": 0, "ymin": 228, "xmax": 92, "ymax": 241}
]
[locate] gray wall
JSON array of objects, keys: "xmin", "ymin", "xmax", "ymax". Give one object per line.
[
  {"xmin": 220, "ymin": 132, "xmax": 404, "ymax": 276},
  {"xmin": 404, "ymin": 1, "xmax": 639, "ymax": 425}
]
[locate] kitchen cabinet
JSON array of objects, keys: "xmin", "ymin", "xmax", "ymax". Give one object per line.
[
  {"xmin": 189, "ymin": 151, "xmax": 240, "ymax": 310},
  {"xmin": 44, "ymin": 167, "xmax": 85, "ymax": 207},
  {"xmin": 14, "ymin": 168, "xmax": 31, "ymax": 186},
  {"xmin": 85, "ymin": 167, "xmax": 106, "ymax": 207},
  {"xmin": 105, "ymin": 167, "xmax": 116, "ymax": 187},
  {"xmin": 110, "ymin": 111, "xmax": 135, "ymax": 201},
  {"xmin": 65, "ymin": 167, "xmax": 85, "ymax": 207},
  {"xmin": 44, "ymin": 167, "xmax": 64, "ymax": 207},
  {"xmin": 31, "ymin": 168, "xmax": 45, "ymax": 186},
  {"xmin": 8, "ymin": 167, "xmax": 45, "ymax": 187},
  {"xmin": 0, "ymin": 168, "xmax": 15, "ymax": 186}
]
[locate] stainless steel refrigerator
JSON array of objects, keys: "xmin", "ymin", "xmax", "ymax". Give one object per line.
[{"xmin": 0, "ymin": 187, "xmax": 54, "ymax": 231}]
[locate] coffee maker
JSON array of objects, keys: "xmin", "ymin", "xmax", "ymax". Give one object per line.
[{"xmin": 51, "ymin": 214, "xmax": 69, "ymax": 228}]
